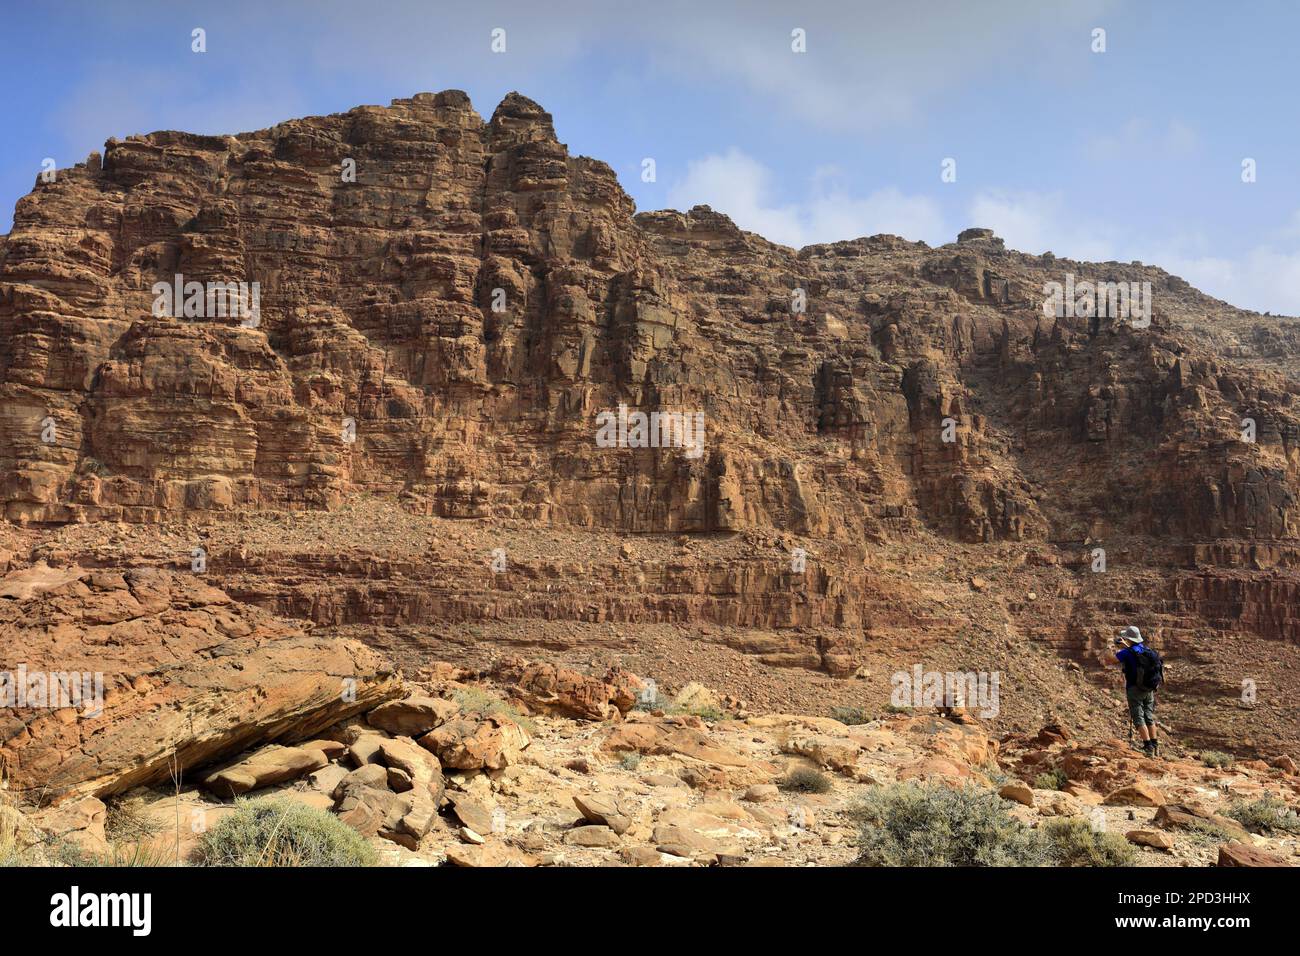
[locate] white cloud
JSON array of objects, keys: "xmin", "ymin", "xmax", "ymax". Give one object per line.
[
  {"xmin": 650, "ymin": 0, "xmax": 1114, "ymax": 134},
  {"xmin": 1083, "ymin": 117, "xmax": 1200, "ymax": 163},
  {"xmin": 966, "ymin": 189, "xmax": 1118, "ymax": 261},
  {"xmin": 667, "ymin": 148, "xmax": 946, "ymax": 248},
  {"xmin": 1153, "ymin": 245, "xmax": 1300, "ymax": 316},
  {"xmin": 962, "ymin": 189, "xmax": 1300, "ymax": 315}
]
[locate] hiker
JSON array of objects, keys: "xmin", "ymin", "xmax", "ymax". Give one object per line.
[{"xmin": 1114, "ymin": 625, "xmax": 1164, "ymax": 756}]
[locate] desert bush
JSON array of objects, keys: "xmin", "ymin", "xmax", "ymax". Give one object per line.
[
  {"xmin": 452, "ymin": 687, "xmax": 537, "ymax": 733},
  {"xmin": 1040, "ymin": 818, "xmax": 1135, "ymax": 867},
  {"xmin": 632, "ymin": 689, "xmax": 722, "ymax": 721},
  {"xmin": 195, "ymin": 798, "xmax": 377, "ymax": 867},
  {"xmin": 104, "ymin": 797, "xmax": 165, "ymax": 844},
  {"xmin": 1033, "ymin": 768, "xmax": 1069, "ymax": 791},
  {"xmin": 1226, "ymin": 795, "xmax": 1300, "ymax": 835},
  {"xmin": 980, "ymin": 764, "xmax": 1012, "ymax": 787},
  {"xmin": 1181, "ymin": 818, "xmax": 1236, "ymax": 847},
  {"xmin": 95, "ymin": 840, "xmax": 181, "ymax": 867},
  {"xmin": 830, "ymin": 706, "xmax": 871, "ymax": 726},
  {"xmin": 618, "ymin": 752, "xmax": 642, "ymax": 771},
  {"xmin": 0, "ymin": 793, "xmax": 21, "ymax": 867},
  {"xmin": 852, "ymin": 782, "xmax": 1045, "ymax": 867},
  {"xmin": 1199, "ymin": 750, "xmax": 1234, "ymax": 769},
  {"xmin": 779, "ymin": 767, "xmax": 833, "ymax": 794}
]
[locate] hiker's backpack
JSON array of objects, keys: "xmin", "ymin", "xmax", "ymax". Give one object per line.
[{"xmin": 1133, "ymin": 645, "xmax": 1164, "ymax": 690}]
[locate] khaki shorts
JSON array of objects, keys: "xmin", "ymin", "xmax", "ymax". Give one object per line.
[{"xmin": 1126, "ymin": 687, "xmax": 1155, "ymax": 728}]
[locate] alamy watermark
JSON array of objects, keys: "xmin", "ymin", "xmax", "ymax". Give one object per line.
[
  {"xmin": 1, "ymin": 665, "xmax": 104, "ymax": 717},
  {"xmin": 891, "ymin": 665, "xmax": 1001, "ymax": 718},
  {"xmin": 152, "ymin": 274, "xmax": 261, "ymax": 328},
  {"xmin": 595, "ymin": 404, "xmax": 705, "ymax": 459},
  {"xmin": 1042, "ymin": 273, "xmax": 1151, "ymax": 328}
]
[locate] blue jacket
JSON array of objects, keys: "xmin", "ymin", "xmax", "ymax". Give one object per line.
[{"xmin": 1116, "ymin": 644, "xmax": 1146, "ymax": 689}]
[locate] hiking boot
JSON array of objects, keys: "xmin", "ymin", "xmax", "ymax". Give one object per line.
[
  {"xmin": 1142, "ymin": 739, "xmax": 1157, "ymax": 757},
  {"xmin": 1151, "ymin": 740, "xmax": 1161, "ymax": 758}
]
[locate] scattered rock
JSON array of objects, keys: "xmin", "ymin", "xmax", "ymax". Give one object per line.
[
  {"xmin": 201, "ymin": 745, "xmax": 328, "ymax": 798},
  {"xmin": 1217, "ymin": 842, "xmax": 1292, "ymax": 867},
  {"xmin": 1103, "ymin": 782, "xmax": 1166, "ymax": 807},
  {"xmin": 1126, "ymin": 829, "xmax": 1174, "ymax": 850},
  {"xmin": 565, "ymin": 825, "xmax": 621, "ymax": 848},
  {"xmin": 997, "ymin": 782, "xmax": 1035, "ymax": 807}
]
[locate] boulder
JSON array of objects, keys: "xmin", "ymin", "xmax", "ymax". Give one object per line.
[
  {"xmin": 296, "ymin": 739, "xmax": 347, "ymax": 760},
  {"xmin": 573, "ymin": 793, "xmax": 632, "ymax": 834},
  {"xmin": 564, "ymin": 825, "xmax": 621, "ymax": 848},
  {"xmin": 1217, "ymin": 842, "xmax": 1292, "ymax": 867},
  {"xmin": 377, "ymin": 736, "xmax": 444, "ymax": 799},
  {"xmin": 334, "ymin": 785, "xmax": 411, "ymax": 839},
  {"xmin": 998, "ymin": 782, "xmax": 1035, "ymax": 807},
  {"xmin": 494, "ymin": 658, "xmax": 644, "ymax": 721},
  {"xmin": 1125, "ymin": 829, "xmax": 1174, "ymax": 850},
  {"xmin": 333, "ymin": 763, "xmax": 389, "ymax": 796},
  {"xmin": 447, "ymin": 794, "xmax": 496, "ymax": 835},
  {"xmin": 1103, "ymin": 782, "xmax": 1165, "ymax": 807},
  {"xmin": 1153, "ymin": 804, "xmax": 1250, "ymax": 842},
  {"xmin": 366, "ymin": 696, "xmax": 458, "ymax": 736},
  {"xmin": 201, "ymin": 745, "xmax": 328, "ymax": 797},
  {"xmin": 307, "ymin": 764, "xmax": 349, "ymax": 795},
  {"xmin": 348, "ymin": 735, "xmax": 387, "ymax": 767},
  {"xmin": 444, "ymin": 843, "xmax": 535, "ymax": 867},
  {"xmin": 398, "ymin": 793, "xmax": 439, "ymax": 842},
  {"xmin": 419, "ymin": 715, "xmax": 529, "ymax": 771},
  {"xmin": 32, "ymin": 796, "xmax": 109, "ymax": 858}
]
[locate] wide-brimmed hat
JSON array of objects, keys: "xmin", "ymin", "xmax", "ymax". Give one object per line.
[{"xmin": 1114, "ymin": 625, "xmax": 1143, "ymax": 646}]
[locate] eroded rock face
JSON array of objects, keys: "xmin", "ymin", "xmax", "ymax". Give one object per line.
[
  {"xmin": 4, "ymin": 88, "xmax": 1263, "ymax": 548},
  {"xmin": 0, "ymin": 566, "xmax": 401, "ymax": 800},
  {"xmin": 8, "ymin": 89, "xmax": 1300, "ymax": 759}
]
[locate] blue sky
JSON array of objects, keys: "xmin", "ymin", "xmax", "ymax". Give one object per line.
[{"xmin": 2, "ymin": 0, "xmax": 1299, "ymax": 313}]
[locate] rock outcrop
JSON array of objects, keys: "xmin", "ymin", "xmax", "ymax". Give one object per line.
[{"xmin": 0, "ymin": 566, "xmax": 400, "ymax": 800}]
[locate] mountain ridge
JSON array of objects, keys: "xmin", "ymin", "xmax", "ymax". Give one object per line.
[{"xmin": 3, "ymin": 89, "xmax": 1300, "ymax": 759}]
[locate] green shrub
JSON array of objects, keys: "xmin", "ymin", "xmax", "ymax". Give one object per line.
[
  {"xmin": 619, "ymin": 752, "xmax": 642, "ymax": 771},
  {"xmin": 1199, "ymin": 751, "xmax": 1235, "ymax": 769},
  {"xmin": 1033, "ymin": 769, "xmax": 1069, "ymax": 791},
  {"xmin": 1040, "ymin": 818, "xmax": 1135, "ymax": 867},
  {"xmin": 683, "ymin": 705, "xmax": 725, "ymax": 721},
  {"xmin": 852, "ymin": 783, "xmax": 1045, "ymax": 867},
  {"xmin": 1226, "ymin": 795, "xmax": 1300, "ymax": 835},
  {"xmin": 94, "ymin": 840, "xmax": 181, "ymax": 867},
  {"xmin": 452, "ymin": 687, "xmax": 537, "ymax": 733},
  {"xmin": 196, "ymin": 798, "xmax": 377, "ymax": 867},
  {"xmin": 632, "ymin": 690, "xmax": 722, "ymax": 721},
  {"xmin": 830, "ymin": 706, "xmax": 871, "ymax": 726},
  {"xmin": 1181, "ymin": 819, "xmax": 1235, "ymax": 847},
  {"xmin": 779, "ymin": 767, "xmax": 833, "ymax": 794},
  {"xmin": 980, "ymin": 764, "xmax": 1012, "ymax": 787},
  {"xmin": 631, "ymin": 690, "xmax": 661, "ymax": 712}
]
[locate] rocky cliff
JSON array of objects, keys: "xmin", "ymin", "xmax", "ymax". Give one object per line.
[{"xmin": 3, "ymin": 91, "xmax": 1300, "ymax": 758}]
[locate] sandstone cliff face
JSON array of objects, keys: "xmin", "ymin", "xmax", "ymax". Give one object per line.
[
  {"xmin": 5, "ymin": 91, "xmax": 1300, "ymax": 759},
  {"xmin": 5, "ymin": 90, "xmax": 1300, "ymax": 548}
]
